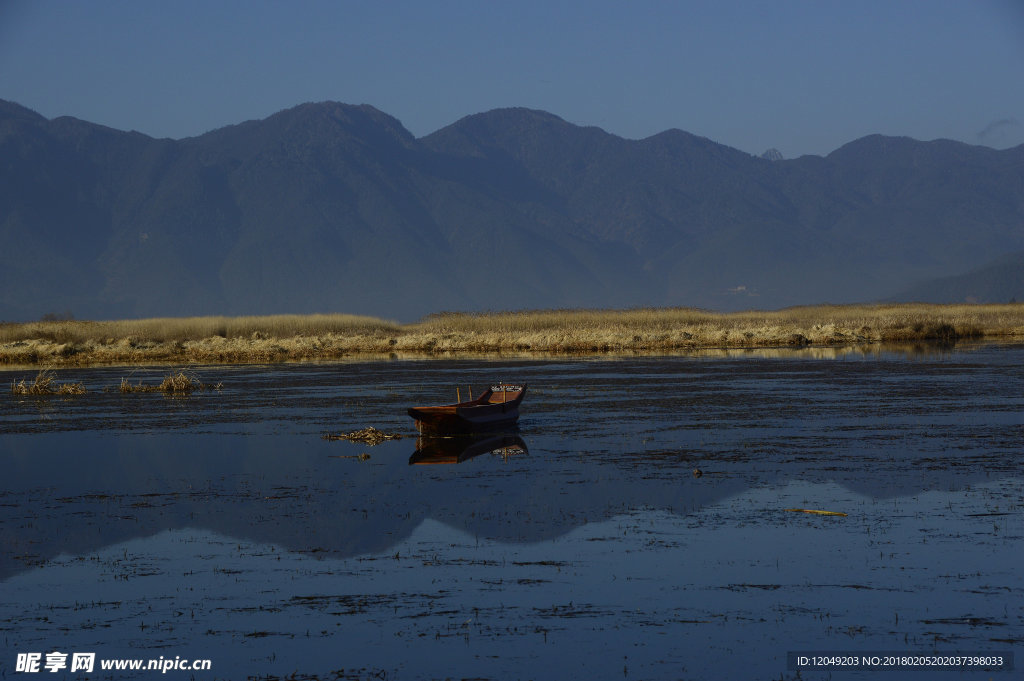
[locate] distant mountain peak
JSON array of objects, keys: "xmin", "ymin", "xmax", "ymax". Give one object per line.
[
  {"xmin": 432, "ymin": 107, "xmax": 576, "ymax": 139},
  {"xmin": 642, "ymin": 128, "xmax": 705, "ymax": 145},
  {"xmin": 273, "ymin": 101, "xmax": 413, "ymax": 137},
  {"xmin": 0, "ymin": 99, "xmax": 48, "ymax": 124},
  {"xmin": 195, "ymin": 100, "xmax": 417, "ymax": 151},
  {"xmin": 469, "ymin": 107, "xmax": 569, "ymax": 125},
  {"xmin": 420, "ymin": 106, "xmax": 607, "ymax": 159},
  {"xmin": 827, "ymin": 134, "xmax": 921, "ymax": 159},
  {"xmin": 761, "ymin": 148, "xmax": 783, "ymax": 161}
]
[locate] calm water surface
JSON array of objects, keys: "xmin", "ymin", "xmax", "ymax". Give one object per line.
[{"xmin": 1, "ymin": 345, "xmax": 1022, "ymax": 679}]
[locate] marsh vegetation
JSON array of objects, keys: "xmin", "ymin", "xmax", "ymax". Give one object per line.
[
  {"xmin": 117, "ymin": 370, "xmax": 222, "ymax": 393},
  {"xmin": 10, "ymin": 368, "xmax": 86, "ymax": 395},
  {"xmin": 2, "ymin": 303, "xmax": 1022, "ymax": 365},
  {"xmin": 10, "ymin": 368, "xmax": 219, "ymax": 395}
]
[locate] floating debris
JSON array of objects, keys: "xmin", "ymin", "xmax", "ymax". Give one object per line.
[
  {"xmin": 323, "ymin": 426, "xmax": 404, "ymax": 446},
  {"xmin": 328, "ymin": 452, "xmax": 372, "ymax": 461},
  {"xmin": 784, "ymin": 508, "xmax": 848, "ymax": 517},
  {"xmin": 692, "ymin": 468, "xmax": 703, "ymax": 478}
]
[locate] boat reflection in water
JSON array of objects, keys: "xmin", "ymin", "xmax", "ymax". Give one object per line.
[{"xmin": 409, "ymin": 432, "xmax": 528, "ymax": 465}]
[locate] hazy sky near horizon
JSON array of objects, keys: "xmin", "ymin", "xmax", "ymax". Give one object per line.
[{"xmin": 1, "ymin": 0, "xmax": 1023, "ymax": 158}]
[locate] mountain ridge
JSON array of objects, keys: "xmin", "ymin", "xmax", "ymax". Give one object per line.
[{"xmin": 2, "ymin": 99, "xmax": 1023, "ymax": 321}]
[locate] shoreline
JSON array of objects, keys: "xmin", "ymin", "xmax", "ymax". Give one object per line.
[{"xmin": 2, "ymin": 303, "xmax": 1023, "ymax": 367}]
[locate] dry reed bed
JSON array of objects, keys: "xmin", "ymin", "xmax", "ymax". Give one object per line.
[{"xmin": 2, "ymin": 304, "xmax": 1023, "ymax": 366}]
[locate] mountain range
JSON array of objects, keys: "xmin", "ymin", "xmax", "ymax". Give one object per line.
[{"xmin": 2, "ymin": 99, "xmax": 1022, "ymax": 321}]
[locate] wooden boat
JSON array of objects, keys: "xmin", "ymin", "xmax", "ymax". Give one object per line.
[
  {"xmin": 407, "ymin": 383, "xmax": 526, "ymax": 434},
  {"xmin": 409, "ymin": 433, "xmax": 528, "ymax": 465}
]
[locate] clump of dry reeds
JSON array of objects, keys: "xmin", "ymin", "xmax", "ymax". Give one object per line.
[
  {"xmin": 118, "ymin": 370, "xmax": 221, "ymax": 394},
  {"xmin": 10, "ymin": 369, "xmax": 86, "ymax": 395},
  {"xmin": 159, "ymin": 371, "xmax": 198, "ymax": 393}
]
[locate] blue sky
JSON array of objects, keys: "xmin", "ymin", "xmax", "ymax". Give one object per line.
[{"xmin": 1, "ymin": 0, "xmax": 1022, "ymax": 157}]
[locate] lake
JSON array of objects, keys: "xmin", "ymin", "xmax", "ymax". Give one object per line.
[{"xmin": 1, "ymin": 344, "xmax": 1021, "ymax": 679}]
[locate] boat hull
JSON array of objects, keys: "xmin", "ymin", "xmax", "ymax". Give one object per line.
[
  {"xmin": 407, "ymin": 402, "xmax": 521, "ymax": 434},
  {"xmin": 407, "ymin": 384, "xmax": 526, "ymax": 434}
]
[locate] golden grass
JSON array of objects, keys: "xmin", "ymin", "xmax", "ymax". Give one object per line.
[
  {"xmin": 399, "ymin": 303, "xmax": 1017, "ymax": 352},
  {"xmin": 0, "ymin": 313, "xmax": 397, "ymax": 345},
  {"xmin": 2, "ymin": 304, "xmax": 1023, "ymax": 366}
]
